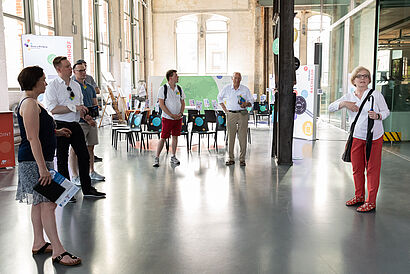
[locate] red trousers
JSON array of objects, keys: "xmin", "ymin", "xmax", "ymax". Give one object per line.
[{"xmin": 351, "ymin": 136, "xmax": 383, "ymax": 204}]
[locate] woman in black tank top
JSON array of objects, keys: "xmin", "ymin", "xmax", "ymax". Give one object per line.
[{"xmin": 16, "ymin": 66, "xmax": 81, "ymax": 266}]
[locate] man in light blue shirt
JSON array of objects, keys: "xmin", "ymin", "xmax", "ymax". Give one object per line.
[
  {"xmin": 69, "ymin": 63, "xmax": 105, "ymax": 185},
  {"xmin": 217, "ymin": 72, "xmax": 254, "ymax": 166}
]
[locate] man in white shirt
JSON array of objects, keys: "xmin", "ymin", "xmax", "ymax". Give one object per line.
[
  {"xmin": 44, "ymin": 56, "xmax": 106, "ymax": 199},
  {"xmin": 153, "ymin": 70, "xmax": 185, "ymax": 167},
  {"xmin": 217, "ymin": 72, "xmax": 254, "ymax": 166}
]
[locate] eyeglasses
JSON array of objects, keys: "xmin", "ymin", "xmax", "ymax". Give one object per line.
[
  {"xmin": 67, "ymin": 86, "xmax": 75, "ymax": 100},
  {"xmin": 355, "ymin": 74, "xmax": 370, "ymax": 79},
  {"xmin": 75, "ymin": 69, "xmax": 86, "ymax": 73}
]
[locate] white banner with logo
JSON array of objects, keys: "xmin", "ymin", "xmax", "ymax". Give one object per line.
[
  {"xmin": 293, "ymin": 65, "xmax": 318, "ymax": 140},
  {"xmin": 22, "ymin": 35, "xmax": 74, "ymax": 81}
]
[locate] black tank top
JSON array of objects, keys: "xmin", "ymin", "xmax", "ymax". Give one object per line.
[{"xmin": 17, "ymin": 97, "xmax": 57, "ymax": 162}]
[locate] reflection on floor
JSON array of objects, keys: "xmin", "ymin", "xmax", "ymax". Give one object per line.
[{"xmin": 0, "ymin": 121, "xmax": 409, "ymax": 273}]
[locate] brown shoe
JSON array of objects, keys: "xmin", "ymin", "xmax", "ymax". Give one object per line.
[
  {"xmin": 225, "ymin": 160, "xmax": 235, "ymax": 166},
  {"xmin": 240, "ymin": 161, "xmax": 246, "ymax": 166}
]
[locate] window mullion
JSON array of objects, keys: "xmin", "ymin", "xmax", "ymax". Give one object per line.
[{"xmin": 25, "ymin": 0, "xmax": 33, "ymax": 33}]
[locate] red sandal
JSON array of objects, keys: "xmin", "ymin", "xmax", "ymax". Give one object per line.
[
  {"xmin": 357, "ymin": 202, "xmax": 376, "ymax": 212},
  {"xmin": 345, "ymin": 196, "xmax": 365, "ymax": 206}
]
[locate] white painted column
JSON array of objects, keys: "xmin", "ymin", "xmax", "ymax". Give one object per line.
[{"xmin": 0, "ymin": 3, "xmax": 10, "ymax": 111}]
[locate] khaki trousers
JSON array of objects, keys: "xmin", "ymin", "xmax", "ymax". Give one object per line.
[{"xmin": 226, "ymin": 112, "xmax": 248, "ymax": 162}]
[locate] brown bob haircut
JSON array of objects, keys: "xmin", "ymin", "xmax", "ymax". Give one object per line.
[{"xmin": 17, "ymin": 66, "xmax": 44, "ymax": 91}]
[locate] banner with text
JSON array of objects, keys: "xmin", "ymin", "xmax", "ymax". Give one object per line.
[
  {"xmin": 22, "ymin": 35, "xmax": 74, "ymax": 81},
  {"xmin": 293, "ymin": 65, "xmax": 318, "ymax": 140}
]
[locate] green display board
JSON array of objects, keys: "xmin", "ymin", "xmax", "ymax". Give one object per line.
[{"xmin": 159, "ymin": 76, "xmax": 221, "ymax": 110}]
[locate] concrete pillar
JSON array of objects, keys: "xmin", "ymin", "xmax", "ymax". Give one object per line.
[
  {"xmin": 299, "ymin": 11, "xmax": 308, "ymax": 65},
  {"xmin": 0, "ymin": 4, "xmax": 10, "ymax": 111},
  {"xmin": 277, "ymin": 0, "xmax": 295, "ymax": 165},
  {"xmin": 254, "ymin": 5, "xmax": 264, "ymax": 98}
]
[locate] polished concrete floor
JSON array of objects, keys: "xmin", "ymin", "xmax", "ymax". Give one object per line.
[{"xmin": 1, "ymin": 120, "xmax": 410, "ymax": 274}]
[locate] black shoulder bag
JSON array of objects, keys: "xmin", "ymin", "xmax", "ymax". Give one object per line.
[{"xmin": 342, "ymin": 89, "xmax": 374, "ymax": 162}]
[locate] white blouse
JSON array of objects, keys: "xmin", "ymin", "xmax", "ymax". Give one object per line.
[{"xmin": 328, "ymin": 88, "xmax": 390, "ymax": 140}]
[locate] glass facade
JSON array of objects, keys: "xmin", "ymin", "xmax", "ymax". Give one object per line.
[
  {"xmin": 376, "ymin": 2, "xmax": 410, "ymax": 139},
  {"xmin": 309, "ymin": 0, "xmax": 410, "ymax": 139}
]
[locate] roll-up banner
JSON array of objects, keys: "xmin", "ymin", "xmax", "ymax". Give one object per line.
[{"xmin": 22, "ymin": 35, "xmax": 74, "ymax": 81}]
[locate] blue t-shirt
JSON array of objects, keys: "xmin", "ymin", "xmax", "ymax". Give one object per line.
[
  {"xmin": 75, "ymin": 80, "xmax": 96, "ymax": 107},
  {"xmin": 75, "ymin": 80, "xmax": 96, "ymax": 123}
]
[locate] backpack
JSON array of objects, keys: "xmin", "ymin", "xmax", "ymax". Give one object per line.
[
  {"xmin": 158, "ymin": 84, "xmax": 182, "ymax": 115},
  {"xmin": 162, "ymin": 84, "xmax": 182, "ymax": 103}
]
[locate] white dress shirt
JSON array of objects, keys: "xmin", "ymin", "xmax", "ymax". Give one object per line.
[
  {"xmin": 44, "ymin": 76, "xmax": 84, "ymax": 122},
  {"xmin": 328, "ymin": 88, "xmax": 390, "ymax": 140},
  {"xmin": 217, "ymin": 84, "xmax": 254, "ymax": 111},
  {"xmin": 157, "ymin": 83, "xmax": 186, "ymax": 120}
]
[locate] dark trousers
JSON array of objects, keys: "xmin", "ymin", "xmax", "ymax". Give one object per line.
[{"xmin": 55, "ymin": 120, "xmax": 91, "ymax": 193}]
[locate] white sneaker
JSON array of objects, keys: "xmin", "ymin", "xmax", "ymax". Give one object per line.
[
  {"xmin": 170, "ymin": 156, "xmax": 180, "ymax": 165},
  {"xmin": 153, "ymin": 157, "xmax": 160, "ymax": 167},
  {"xmin": 90, "ymin": 171, "xmax": 105, "ymax": 181},
  {"xmin": 72, "ymin": 176, "xmax": 81, "ymax": 186}
]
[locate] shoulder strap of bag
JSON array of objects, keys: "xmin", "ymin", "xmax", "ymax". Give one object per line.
[
  {"xmin": 350, "ymin": 89, "xmax": 374, "ymax": 133},
  {"xmin": 161, "ymin": 84, "xmax": 167, "ymax": 107}
]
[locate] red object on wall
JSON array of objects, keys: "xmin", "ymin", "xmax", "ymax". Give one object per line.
[{"xmin": 0, "ymin": 111, "xmax": 15, "ymax": 168}]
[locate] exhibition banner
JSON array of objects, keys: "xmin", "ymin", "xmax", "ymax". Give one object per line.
[
  {"xmin": 0, "ymin": 112, "xmax": 15, "ymax": 168},
  {"xmin": 22, "ymin": 35, "xmax": 74, "ymax": 81},
  {"xmin": 293, "ymin": 65, "xmax": 318, "ymax": 140}
]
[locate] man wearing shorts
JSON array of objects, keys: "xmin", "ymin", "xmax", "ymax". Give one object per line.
[
  {"xmin": 69, "ymin": 63, "xmax": 105, "ymax": 183},
  {"xmin": 153, "ymin": 69, "xmax": 185, "ymax": 167}
]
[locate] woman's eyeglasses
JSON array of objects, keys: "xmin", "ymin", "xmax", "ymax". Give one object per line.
[
  {"xmin": 355, "ymin": 74, "xmax": 370, "ymax": 79},
  {"xmin": 67, "ymin": 86, "xmax": 75, "ymax": 100}
]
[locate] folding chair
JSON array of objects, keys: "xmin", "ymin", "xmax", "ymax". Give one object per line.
[
  {"xmin": 255, "ymin": 102, "xmax": 270, "ymax": 127},
  {"xmin": 204, "ymin": 109, "xmax": 217, "ymax": 130},
  {"xmin": 140, "ymin": 113, "xmax": 162, "ymax": 150},
  {"xmin": 215, "ymin": 111, "xmax": 227, "ymax": 148},
  {"xmin": 190, "ymin": 114, "xmax": 216, "ymax": 153},
  {"xmin": 180, "ymin": 115, "xmax": 190, "ymax": 152}
]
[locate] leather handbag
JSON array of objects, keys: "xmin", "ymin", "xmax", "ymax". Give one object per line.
[{"xmin": 342, "ymin": 89, "xmax": 374, "ymax": 162}]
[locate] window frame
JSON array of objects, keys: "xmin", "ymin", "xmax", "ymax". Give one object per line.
[
  {"xmin": 3, "ymin": 0, "xmax": 56, "ymax": 90},
  {"xmin": 175, "ymin": 14, "xmax": 229, "ymax": 75}
]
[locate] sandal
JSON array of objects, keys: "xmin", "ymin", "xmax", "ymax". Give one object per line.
[
  {"xmin": 357, "ymin": 202, "xmax": 376, "ymax": 213},
  {"xmin": 32, "ymin": 242, "xmax": 52, "ymax": 255},
  {"xmin": 345, "ymin": 196, "xmax": 365, "ymax": 206},
  {"xmin": 225, "ymin": 160, "xmax": 235, "ymax": 166},
  {"xmin": 52, "ymin": 251, "xmax": 81, "ymax": 266}
]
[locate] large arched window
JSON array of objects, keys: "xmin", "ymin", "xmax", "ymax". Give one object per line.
[
  {"xmin": 176, "ymin": 15, "xmax": 198, "ymax": 73},
  {"xmin": 176, "ymin": 14, "xmax": 229, "ymax": 74},
  {"xmin": 205, "ymin": 15, "xmax": 228, "ymax": 73}
]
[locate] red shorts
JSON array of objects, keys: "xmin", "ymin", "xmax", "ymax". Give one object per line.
[{"xmin": 161, "ymin": 117, "xmax": 182, "ymax": 139}]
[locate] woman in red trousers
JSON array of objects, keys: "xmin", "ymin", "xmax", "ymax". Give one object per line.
[{"xmin": 329, "ymin": 66, "xmax": 390, "ymax": 212}]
